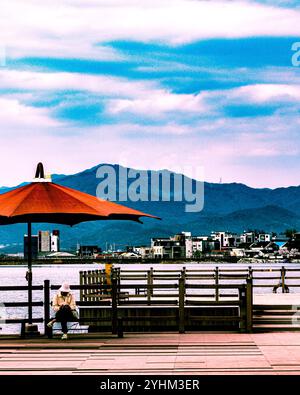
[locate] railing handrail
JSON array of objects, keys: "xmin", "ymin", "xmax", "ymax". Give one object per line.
[{"xmin": 0, "ymin": 285, "xmax": 44, "ymax": 291}]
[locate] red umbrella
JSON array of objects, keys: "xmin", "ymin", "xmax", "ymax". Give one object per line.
[{"xmin": 0, "ymin": 163, "xmax": 159, "ymax": 328}]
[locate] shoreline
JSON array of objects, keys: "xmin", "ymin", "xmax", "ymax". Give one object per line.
[
  {"xmin": 0, "ymin": 259, "xmax": 299, "ymax": 266},
  {"xmin": 0, "ymin": 260, "xmax": 300, "ymax": 267}
]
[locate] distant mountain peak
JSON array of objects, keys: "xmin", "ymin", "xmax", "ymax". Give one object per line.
[{"xmin": 0, "ymin": 163, "xmax": 299, "ymax": 252}]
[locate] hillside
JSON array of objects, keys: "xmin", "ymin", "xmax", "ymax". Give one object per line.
[{"xmin": 0, "ymin": 164, "xmax": 298, "ymax": 251}]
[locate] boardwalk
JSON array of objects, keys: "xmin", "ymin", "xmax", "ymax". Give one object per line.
[{"xmin": 1, "ymin": 332, "xmax": 300, "ymax": 375}]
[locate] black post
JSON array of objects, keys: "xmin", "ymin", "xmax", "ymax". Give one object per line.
[
  {"xmin": 147, "ymin": 270, "xmax": 151, "ymax": 305},
  {"xmin": 150, "ymin": 267, "xmax": 154, "ymax": 297},
  {"xmin": 179, "ymin": 276, "xmax": 185, "ymax": 333},
  {"xmin": 281, "ymin": 266, "xmax": 286, "ymax": 293},
  {"xmin": 248, "ymin": 266, "xmax": 253, "ymax": 280},
  {"xmin": 44, "ymin": 280, "xmax": 51, "ymax": 337},
  {"xmin": 239, "ymin": 285, "xmax": 247, "ymax": 333},
  {"xmin": 182, "ymin": 267, "xmax": 186, "ymax": 296},
  {"xmin": 215, "ymin": 266, "xmax": 219, "ymax": 302},
  {"xmin": 27, "ymin": 222, "xmax": 33, "ymax": 324},
  {"xmin": 246, "ymin": 276, "xmax": 253, "ymax": 333},
  {"xmin": 111, "ymin": 275, "xmax": 118, "ymax": 334}
]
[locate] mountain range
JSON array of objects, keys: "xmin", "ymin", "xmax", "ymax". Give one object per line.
[{"xmin": 0, "ymin": 164, "xmax": 299, "ymax": 253}]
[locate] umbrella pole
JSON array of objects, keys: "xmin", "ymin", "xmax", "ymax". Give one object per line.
[{"xmin": 27, "ymin": 222, "xmax": 33, "ymax": 324}]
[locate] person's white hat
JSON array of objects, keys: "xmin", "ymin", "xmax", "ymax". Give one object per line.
[{"xmin": 59, "ymin": 282, "xmax": 71, "ymax": 293}]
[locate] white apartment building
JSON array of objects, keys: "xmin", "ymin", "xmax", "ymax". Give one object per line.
[
  {"xmin": 133, "ymin": 246, "xmax": 152, "ymax": 258},
  {"xmin": 50, "ymin": 234, "xmax": 59, "ymax": 252},
  {"xmin": 240, "ymin": 232, "xmax": 256, "ymax": 244},
  {"xmin": 211, "ymin": 231, "xmax": 239, "ymax": 248},
  {"xmin": 258, "ymin": 233, "xmax": 271, "ymax": 242}
]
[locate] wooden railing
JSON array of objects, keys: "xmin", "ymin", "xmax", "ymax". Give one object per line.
[
  {"xmin": 79, "ymin": 268, "xmax": 253, "ymax": 333},
  {"xmin": 2, "ymin": 265, "xmax": 300, "ymax": 337},
  {"xmin": 79, "ymin": 265, "xmax": 300, "ymax": 303},
  {"xmin": 0, "ymin": 272, "xmax": 253, "ymax": 336}
]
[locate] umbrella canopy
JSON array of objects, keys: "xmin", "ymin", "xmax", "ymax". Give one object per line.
[
  {"xmin": 0, "ymin": 163, "xmax": 159, "ymax": 329},
  {"xmin": 0, "ymin": 179, "xmax": 158, "ymax": 225}
]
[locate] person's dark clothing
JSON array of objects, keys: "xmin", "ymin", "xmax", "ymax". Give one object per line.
[{"xmin": 55, "ymin": 305, "xmax": 76, "ymax": 334}]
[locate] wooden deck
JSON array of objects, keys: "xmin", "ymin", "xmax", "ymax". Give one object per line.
[{"xmin": 1, "ymin": 332, "xmax": 300, "ymax": 375}]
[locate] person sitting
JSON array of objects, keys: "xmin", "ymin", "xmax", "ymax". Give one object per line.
[{"xmin": 47, "ymin": 282, "xmax": 78, "ymax": 340}]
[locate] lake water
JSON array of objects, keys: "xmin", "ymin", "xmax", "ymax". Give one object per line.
[{"xmin": 0, "ymin": 262, "xmax": 299, "ymax": 334}]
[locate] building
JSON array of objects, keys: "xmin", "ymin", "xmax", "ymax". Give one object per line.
[
  {"xmin": 192, "ymin": 237, "xmax": 203, "ymax": 253},
  {"xmin": 151, "ymin": 238, "xmax": 174, "ymax": 259},
  {"xmin": 181, "ymin": 232, "xmax": 193, "ymax": 258},
  {"xmin": 130, "ymin": 229, "xmax": 300, "ymax": 262},
  {"xmin": 24, "ymin": 235, "xmax": 38, "ymax": 259},
  {"xmin": 192, "ymin": 236, "xmax": 218, "ymax": 254},
  {"xmin": 150, "ymin": 232, "xmax": 222, "ymax": 259},
  {"xmin": 240, "ymin": 231, "xmax": 256, "ymax": 244},
  {"xmin": 211, "ymin": 231, "xmax": 239, "ymax": 248},
  {"xmin": 38, "ymin": 231, "xmax": 51, "ymax": 252},
  {"xmin": 151, "ymin": 234, "xmax": 186, "ymax": 259},
  {"xmin": 50, "ymin": 230, "xmax": 60, "ymax": 252},
  {"xmin": 132, "ymin": 246, "xmax": 152, "ymax": 258},
  {"xmin": 78, "ymin": 245, "xmax": 101, "ymax": 258},
  {"xmin": 258, "ymin": 233, "xmax": 271, "ymax": 242},
  {"xmin": 173, "ymin": 232, "xmax": 189, "ymax": 259},
  {"xmin": 24, "ymin": 229, "xmax": 60, "ymax": 258}
]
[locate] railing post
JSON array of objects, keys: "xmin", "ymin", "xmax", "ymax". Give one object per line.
[
  {"xmin": 117, "ymin": 267, "xmax": 121, "ymax": 296},
  {"xmin": 239, "ymin": 284, "xmax": 247, "ymax": 333},
  {"xmin": 100, "ymin": 269, "xmax": 104, "ymax": 296},
  {"xmin": 179, "ymin": 275, "xmax": 185, "ymax": 333},
  {"xmin": 79, "ymin": 271, "xmax": 83, "ymax": 302},
  {"xmin": 44, "ymin": 279, "xmax": 51, "ymax": 337},
  {"xmin": 248, "ymin": 266, "xmax": 253, "ymax": 280},
  {"xmin": 83, "ymin": 271, "xmax": 87, "ymax": 302},
  {"xmin": 281, "ymin": 266, "xmax": 286, "ymax": 293},
  {"xmin": 111, "ymin": 274, "xmax": 118, "ymax": 334},
  {"xmin": 246, "ymin": 276, "xmax": 253, "ymax": 333},
  {"xmin": 86, "ymin": 270, "xmax": 91, "ymax": 302},
  {"xmin": 150, "ymin": 267, "xmax": 154, "ymax": 297},
  {"xmin": 181, "ymin": 267, "xmax": 186, "ymax": 296},
  {"xmin": 92, "ymin": 270, "xmax": 96, "ymax": 301},
  {"xmin": 147, "ymin": 270, "xmax": 152, "ymax": 305},
  {"xmin": 215, "ymin": 266, "xmax": 219, "ymax": 302}
]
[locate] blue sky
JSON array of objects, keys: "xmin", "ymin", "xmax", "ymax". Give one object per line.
[{"xmin": 0, "ymin": 0, "xmax": 300, "ymax": 187}]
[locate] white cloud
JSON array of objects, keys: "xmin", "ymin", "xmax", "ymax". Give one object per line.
[
  {"xmin": 0, "ymin": 69, "xmax": 157, "ymax": 98},
  {"xmin": 0, "ymin": 69, "xmax": 208, "ymax": 117},
  {"xmin": 106, "ymin": 83, "xmax": 300, "ymax": 117},
  {"xmin": 230, "ymin": 84, "xmax": 300, "ymax": 102},
  {"xmin": 107, "ymin": 92, "xmax": 208, "ymax": 115},
  {"xmin": 0, "ymin": 97, "xmax": 61, "ymax": 129},
  {"xmin": 2, "ymin": 68, "xmax": 300, "ymax": 119},
  {"xmin": 1, "ymin": 0, "xmax": 300, "ymax": 60},
  {"xmin": 0, "ymin": 114, "xmax": 299, "ymax": 188}
]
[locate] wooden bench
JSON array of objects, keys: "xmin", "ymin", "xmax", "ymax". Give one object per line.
[{"xmin": 46, "ymin": 316, "xmax": 124, "ymax": 338}]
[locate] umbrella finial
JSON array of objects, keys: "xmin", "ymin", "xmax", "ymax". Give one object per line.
[
  {"xmin": 33, "ymin": 163, "xmax": 52, "ymax": 183},
  {"xmin": 35, "ymin": 162, "xmax": 45, "ymax": 179}
]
